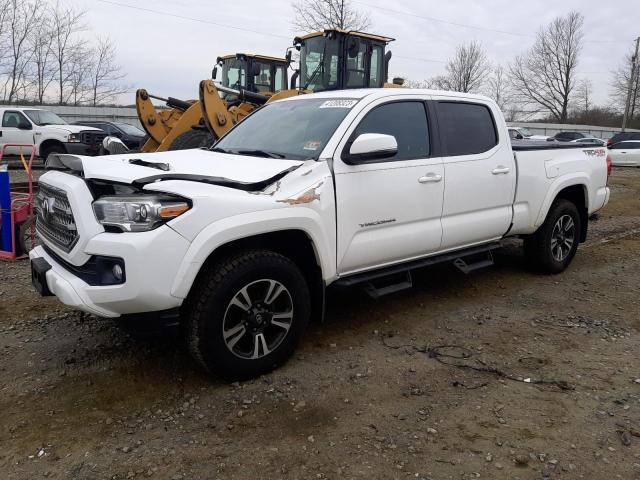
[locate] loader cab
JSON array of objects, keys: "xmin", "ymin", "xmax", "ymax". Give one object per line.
[
  {"xmin": 294, "ymin": 29, "xmax": 394, "ymax": 92},
  {"xmin": 214, "ymin": 54, "xmax": 288, "ymax": 99}
]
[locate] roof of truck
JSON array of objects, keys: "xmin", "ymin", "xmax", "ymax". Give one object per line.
[{"xmin": 277, "ymin": 88, "xmax": 496, "ymax": 104}]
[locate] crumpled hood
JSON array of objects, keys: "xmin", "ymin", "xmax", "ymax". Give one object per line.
[
  {"xmin": 78, "ymin": 148, "xmax": 304, "ymax": 187},
  {"xmin": 47, "ymin": 124, "xmax": 102, "ymax": 135}
]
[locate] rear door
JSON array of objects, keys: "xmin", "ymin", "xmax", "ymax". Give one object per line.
[
  {"xmin": 435, "ymin": 99, "xmax": 516, "ymax": 250},
  {"xmin": 1, "ymin": 111, "xmax": 35, "ymax": 155},
  {"xmin": 333, "ymin": 96, "xmax": 444, "ymax": 274}
]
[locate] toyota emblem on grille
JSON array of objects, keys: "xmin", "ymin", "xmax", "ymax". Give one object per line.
[{"xmin": 40, "ymin": 196, "xmax": 56, "ymax": 221}]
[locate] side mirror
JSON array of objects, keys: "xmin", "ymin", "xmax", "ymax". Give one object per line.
[
  {"xmin": 212, "ymin": 66, "xmax": 217, "ymax": 79},
  {"xmin": 345, "ymin": 133, "xmax": 397, "ymax": 163},
  {"xmin": 515, "ymin": 133, "xmax": 523, "ymax": 140},
  {"xmin": 18, "ymin": 121, "xmax": 32, "ymax": 130}
]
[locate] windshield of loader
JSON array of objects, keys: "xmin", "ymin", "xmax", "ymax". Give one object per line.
[
  {"xmin": 221, "ymin": 58, "xmax": 247, "ymax": 90},
  {"xmin": 300, "ymin": 36, "xmax": 340, "ymax": 92},
  {"xmin": 213, "ymin": 97, "xmax": 358, "ymax": 160}
]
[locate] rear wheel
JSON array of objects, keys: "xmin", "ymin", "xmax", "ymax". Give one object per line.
[
  {"xmin": 185, "ymin": 250, "xmax": 310, "ymax": 380},
  {"xmin": 524, "ymin": 199, "xmax": 581, "ymax": 273},
  {"xmin": 169, "ymin": 129, "xmax": 215, "ymax": 151}
]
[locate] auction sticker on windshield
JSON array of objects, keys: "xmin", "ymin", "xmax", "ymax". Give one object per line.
[
  {"xmin": 319, "ymin": 99, "xmax": 358, "ymax": 109},
  {"xmin": 303, "ymin": 140, "xmax": 322, "ymax": 151}
]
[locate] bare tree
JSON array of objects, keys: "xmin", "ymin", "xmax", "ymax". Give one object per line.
[
  {"xmin": 510, "ymin": 11, "xmax": 584, "ymax": 123},
  {"xmin": 4, "ymin": 0, "xmax": 43, "ymax": 101},
  {"xmin": 50, "ymin": 0, "xmax": 85, "ymax": 104},
  {"xmin": 485, "ymin": 65, "xmax": 511, "ymax": 110},
  {"xmin": 0, "ymin": 0, "xmax": 12, "ymax": 68},
  {"xmin": 291, "ymin": 0, "xmax": 371, "ymax": 32},
  {"xmin": 427, "ymin": 41, "xmax": 490, "ymax": 93},
  {"xmin": 574, "ymin": 78, "xmax": 592, "ymax": 116},
  {"xmin": 28, "ymin": 13, "xmax": 57, "ymax": 103},
  {"xmin": 64, "ymin": 41, "xmax": 93, "ymax": 105},
  {"xmin": 89, "ymin": 36, "xmax": 127, "ymax": 106},
  {"xmin": 610, "ymin": 51, "xmax": 640, "ymax": 118}
]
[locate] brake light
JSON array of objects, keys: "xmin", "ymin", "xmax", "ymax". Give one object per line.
[{"xmin": 606, "ymin": 154, "xmax": 612, "ymax": 178}]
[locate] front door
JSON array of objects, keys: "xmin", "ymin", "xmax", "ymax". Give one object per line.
[
  {"xmin": 333, "ymin": 97, "xmax": 444, "ymax": 275},
  {"xmin": 1, "ymin": 111, "xmax": 34, "ymax": 156}
]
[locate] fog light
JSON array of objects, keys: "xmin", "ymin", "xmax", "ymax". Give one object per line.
[{"xmin": 112, "ymin": 263, "xmax": 123, "ymax": 281}]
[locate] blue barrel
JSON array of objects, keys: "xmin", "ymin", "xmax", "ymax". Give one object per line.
[{"xmin": 0, "ymin": 167, "xmax": 12, "ymax": 252}]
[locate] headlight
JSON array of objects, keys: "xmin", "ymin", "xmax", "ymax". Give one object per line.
[
  {"xmin": 68, "ymin": 133, "xmax": 81, "ymax": 143},
  {"xmin": 92, "ymin": 195, "xmax": 190, "ymax": 232}
]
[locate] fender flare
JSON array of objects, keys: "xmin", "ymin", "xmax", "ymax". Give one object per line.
[
  {"xmin": 534, "ymin": 174, "xmax": 590, "ymax": 227},
  {"xmin": 170, "ymin": 208, "xmax": 335, "ymax": 299}
]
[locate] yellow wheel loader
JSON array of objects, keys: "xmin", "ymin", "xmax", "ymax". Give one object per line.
[
  {"xmin": 136, "ymin": 53, "xmax": 289, "ymax": 152},
  {"xmin": 199, "ymin": 29, "xmax": 401, "ymax": 132}
]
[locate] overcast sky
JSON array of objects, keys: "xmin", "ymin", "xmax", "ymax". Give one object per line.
[{"xmin": 71, "ymin": 0, "xmax": 638, "ymax": 107}]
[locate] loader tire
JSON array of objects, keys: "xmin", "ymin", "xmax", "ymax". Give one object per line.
[{"xmin": 169, "ymin": 129, "xmax": 215, "ymax": 151}]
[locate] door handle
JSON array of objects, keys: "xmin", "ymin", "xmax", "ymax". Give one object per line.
[
  {"xmin": 492, "ymin": 166, "xmax": 510, "ymax": 175},
  {"xmin": 418, "ymin": 173, "xmax": 442, "ymax": 183}
]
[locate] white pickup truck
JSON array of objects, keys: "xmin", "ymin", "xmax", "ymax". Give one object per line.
[
  {"xmin": 29, "ymin": 89, "xmax": 611, "ymax": 379},
  {"xmin": 0, "ymin": 107, "xmax": 104, "ymax": 158}
]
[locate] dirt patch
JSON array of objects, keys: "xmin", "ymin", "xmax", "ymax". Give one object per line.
[{"xmin": 1, "ymin": 170, "xmax": 640, "ymax": 479}]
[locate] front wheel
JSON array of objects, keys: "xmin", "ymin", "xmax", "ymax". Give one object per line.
[
  {"xmin": 185, "ymin": 250, "xmax": 310, "ymax": 380},
  {"xmin": 524, "ymin": 199, "xmax": 581, "ymax": 274}
]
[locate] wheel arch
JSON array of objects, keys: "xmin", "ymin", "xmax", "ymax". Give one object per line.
[
  {"xmin": 537, "ymin": 181, "xmax": 589, "ymax": 242},
  {"xmin": 39, "ymin": 138, "xmax": 66, "ymax": 157},
  {"xmin": 174, "ymin": 227, "xmax": 330, "ymax": 322}
]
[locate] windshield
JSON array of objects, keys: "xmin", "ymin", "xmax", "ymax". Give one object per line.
[
  {"xmin": 519, "ymin": 128, "xmax": 533, "ymax": 137},
  {"xmin": 113, "ymin": 122, "xmax": 144, "ymax": 136},
  {"xmin": 300, "ymin": 36, "xmax": 340, "ymax": 92},
  {"xmin": 23, "ymin": 110, "xmax": 66, "ymax": 126},
  {"xmin": 221, "ymin": 58, "xmax": 247, "ymax": 90},
  {"xmin": 214, "ymin": 97, "xmax": 358, "ymax": 160}
]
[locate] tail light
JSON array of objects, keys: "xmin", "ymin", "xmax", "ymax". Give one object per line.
[{"xmin": 606, "ymin": 154, "xmax": 612, "ymax": 180}]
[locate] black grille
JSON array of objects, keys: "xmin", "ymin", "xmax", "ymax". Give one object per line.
[
  {"xmin": 79, "ymin": 130, "xmax": 107, "ymax": 146},
  {"xmin": 36, "ymin": 183, "xmax": 79, "ymax": 252}
]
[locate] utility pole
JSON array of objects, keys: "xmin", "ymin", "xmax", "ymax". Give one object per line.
[{"xmin": 622, "ymin": 36, "xmax": 640, "ymax": 132}]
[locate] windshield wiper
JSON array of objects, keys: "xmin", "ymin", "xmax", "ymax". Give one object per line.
[
  {"xmin": 234, "ymin": 149, "xmax": 285, "ymax": 159},
  {"xmin": 211, "ymin": 147, "xmax": 230, "ymax": 153}
]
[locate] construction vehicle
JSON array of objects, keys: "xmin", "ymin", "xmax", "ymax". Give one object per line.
[
  {"xmin": 199, "ymin": 29, "xmax": 399, "ymax": 131},
  {"xmin": 136, "ymin": 53, "xmax": 290, "ymax": 152}
]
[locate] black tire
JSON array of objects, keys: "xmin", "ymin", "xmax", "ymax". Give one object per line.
[
  {"xmin": 185, "ymin": 250, "xmax": 310, "ymax": 380},
  {"xmin": 524, "ymin": 199, "xmax": 581, "ymax": 274},
  {"xmin": 169, "ymin": 129, "xmax": 215, "ymax": 151},
  {"xmin": 40, "ymin": 143, "xmax": 65, "ymax": 160}
]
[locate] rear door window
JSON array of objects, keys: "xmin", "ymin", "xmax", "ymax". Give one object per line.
[
  {"xmin": 436, "ymin": 102, "xmax": 497, "ymax": 156},
  {"xmin": 349, "ymin": 101, "xmax": 430, "ymax": 161}
]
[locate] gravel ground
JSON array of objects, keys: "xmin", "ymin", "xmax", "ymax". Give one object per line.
[{"xmin": 1, "ymin": 168, "xmax": 640, "ymax": 480}]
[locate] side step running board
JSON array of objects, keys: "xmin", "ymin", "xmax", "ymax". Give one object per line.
[
  {"xmin": 453, "ymin": 251, "xmax": 494, "ymax": 274},
  {"xmin": 334, "ymin": 242, "xmax": 500, "ymax": 298},
  {"xmin": 364, "ymin": 272, "xmax": 413, "ymax": 299}
]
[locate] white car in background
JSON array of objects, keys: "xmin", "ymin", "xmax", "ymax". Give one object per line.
[
  {"xmin": 570, "ymin": 137, "xmax": 606, "ymax": 147},
  {"xmin": 609, "ymin": 140, "xmax": 640, "ymax": 166}
]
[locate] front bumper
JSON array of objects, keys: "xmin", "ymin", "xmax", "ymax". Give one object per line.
[
  {"xmin": 30, "ymin": 225, "xmax": 191, "ymax": 318},
  {"xmin": 63, "ymin": 142, "xmax": 101, "ymax": 156}
]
